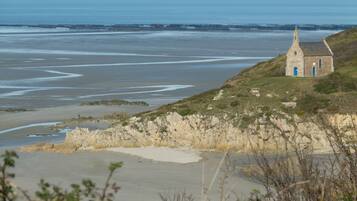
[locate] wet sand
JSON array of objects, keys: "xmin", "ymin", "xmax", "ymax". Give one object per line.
[
  {"xmin": 0, "ymin": 104, "xmax": 150, "ymax": 130},
  {"xmin": 10, "ymin": 151, "xmax": 263, "ymax": 201},
  {"xmin": 0, "ymin": 104, "xmax": 152, "ymax": 147}
]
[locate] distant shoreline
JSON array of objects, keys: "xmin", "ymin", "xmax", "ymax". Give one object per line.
[{"xmin": 0, "ymin": 24, "xmax": 355, "ymax": 32}]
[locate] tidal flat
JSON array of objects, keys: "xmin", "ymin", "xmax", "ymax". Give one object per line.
[{"xmin": 0, "ymin": 27, "xmax": 336, "ymax": 147}]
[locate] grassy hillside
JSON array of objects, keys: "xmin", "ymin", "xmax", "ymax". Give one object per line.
[
  {"xmin": 327, "ymin": 28, "xmax": 357, "ymax": 70},
  {"xmin": 140, "ymin": 29, "xmax": 357, "ymax": 120}
]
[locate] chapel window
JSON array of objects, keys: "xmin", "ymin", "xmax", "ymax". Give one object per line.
[{"xmin": 319, "ymin": 59, "xmax": 322, "ymax": 68}]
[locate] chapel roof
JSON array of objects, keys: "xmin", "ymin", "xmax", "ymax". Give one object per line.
[{"xmin": 300, "ymin": 41, "xmax": 333, "ymax": 56}]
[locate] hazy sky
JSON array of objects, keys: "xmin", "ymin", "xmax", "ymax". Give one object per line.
[{"xmin": 1, "ymin": 0, "xmax": 357, "ymax": 24}]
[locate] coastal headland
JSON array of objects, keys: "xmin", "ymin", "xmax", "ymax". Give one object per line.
[{"xmin": 22, "ymin": 28, "xmax": 357, "ymax": 154}]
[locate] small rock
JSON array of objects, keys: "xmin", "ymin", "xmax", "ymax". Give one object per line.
[
  {"xmin": 250, "ymin": 88, "xmax": 260, "ymax": 97},
  {"xmin": 281, "ymin": 102, "xmax": 297, "ymax": 108},
  {"xmin": 213, "ymin": 89, "xmax": 224, "ymax": 101}
]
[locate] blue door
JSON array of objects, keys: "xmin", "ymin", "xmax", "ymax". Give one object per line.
[
  {"xmin": 312, "ymin": 67, "xmax": 316, "ymax": 77},
  {"xmin": 293, "ymin": 67, "xmax": 298, "ymax": 76}
]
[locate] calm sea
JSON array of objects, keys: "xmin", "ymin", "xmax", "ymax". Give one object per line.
[{"xmin": 1, "ymin": 0, "xmax": 357, "ymax": 25}]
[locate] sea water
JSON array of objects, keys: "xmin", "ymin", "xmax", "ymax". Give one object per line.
[{"xmin": 0, "ymin": 0, "xmax": 357, "ymax": 25}]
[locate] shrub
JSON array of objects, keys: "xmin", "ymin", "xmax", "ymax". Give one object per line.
[
  {"xmin": 177, "ymin": 108, "xmax": 195, "ymax": 116},
  {"xmin": 269, "ymin": 64, "xmax": 286, "ymax": 77},
  {"xmin": 216, "ymin": 102, "xmax": 228, "ymax": 110},
  {"xmin": 314, "ymin": 72, "xmax": 357, "ymax": 94},
  {"xmin": 0, "ymin": 151, "xmax": 18, "ymax": 201},
  {"xmin": 296, "ymin": 94, "xmax": 330, "ymax": 114},
  {"xmin": 236, "ymin": 93, "xmax": 248, "ymax": 98},
  {"xmin": 230, "ymin": 101, "xmax": 240, "ymax": 107},
  {"xmin": 239, "ymin": 115, "xmax": 256, "ymax": 129}
]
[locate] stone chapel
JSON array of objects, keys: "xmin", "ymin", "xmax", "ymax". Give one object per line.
[{"xmin": 286, "ymin": 27, "xmax": 334, "ymax": 77}]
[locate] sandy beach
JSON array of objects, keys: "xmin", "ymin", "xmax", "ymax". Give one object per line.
[
  {"xmin": 8, "ymin": 150, "xmax": 263, "ymax": 201},
  {"xmin": 107, "ymin": 147, "xmax": 202, "ymax": 164}
]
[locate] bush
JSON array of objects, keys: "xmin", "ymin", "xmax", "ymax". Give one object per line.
[
  {"xmin": 314, "ymin": 72, "xmax": 357, "ymax": 94},
  {"xmin": 216, "ymin": 102, "xmax": 228, "ymax": 110},
  {"xmin": 269, "ymin": 64, "xmax": 286, "ymax": 77},
  {"xmin": 230, "ymin": 101, "xmax": 240, "ymax": 107},
  {"xmin": 177, "ymin": 108, "xmax": 195, "ymax": 116},
  {"xmin": 296, "ymin": 95, "xmax": 330, "ymax": 114}
]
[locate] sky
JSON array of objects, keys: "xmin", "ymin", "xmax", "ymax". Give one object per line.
[{"xmin": 1, "ymin": 0, "xmax": 357, "ymax": 25}]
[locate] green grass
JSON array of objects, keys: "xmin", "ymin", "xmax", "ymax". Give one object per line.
[
  {"xmin": 336, "ymin": 66, "xmax": 357, "ymax": 78},
  {"xmin": 295, "ymin": 94, "xmax": 330, "ymax": 114},
  {"xmin": 327, "ymin": 28, "xmax": 357, "ymax": 68},
  {"xmin": 314, "ymin": 72, "xmax": 357, "ymax": 94}
]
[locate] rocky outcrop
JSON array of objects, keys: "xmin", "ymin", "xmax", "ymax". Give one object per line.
[{"xmin": 63, "ymin": 112, "xmax": 357, "ymax": 153}]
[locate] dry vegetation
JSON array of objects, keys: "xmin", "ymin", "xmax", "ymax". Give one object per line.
[
  {"xmin": 242, "ymin": 116, "xmax": 357, "ymax": 201},
  {"xmin": 158, "ymin": 114, "xmax": 357, "ymax": 201}
]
